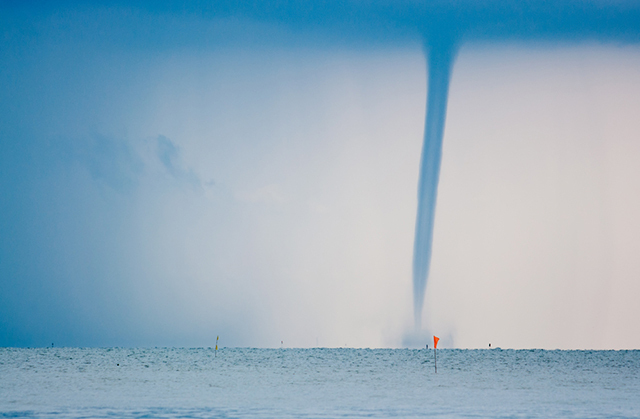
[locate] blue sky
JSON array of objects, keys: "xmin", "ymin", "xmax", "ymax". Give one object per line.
[{"xmin": 2, "ymin": 1, "xmax": 640, "ymax": 348}]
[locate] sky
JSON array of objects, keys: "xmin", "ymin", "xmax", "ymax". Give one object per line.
[{"xmin": 1, "ymin": 1, "xmax": 640, "ymax": 349}]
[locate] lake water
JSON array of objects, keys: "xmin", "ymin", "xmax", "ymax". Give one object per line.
[{"xmin": 1, "ymin": 348, "xmax": 639, "ymax": 418}]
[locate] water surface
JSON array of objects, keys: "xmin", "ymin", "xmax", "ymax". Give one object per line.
[{"xmin": 1, "ymin": 348, "xmax": 638, "ymax": 418}]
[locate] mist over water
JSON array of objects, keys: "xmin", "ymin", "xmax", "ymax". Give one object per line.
[{"xmin": 2, "ymin": 1, "xmax": 640, "ymax": 349}]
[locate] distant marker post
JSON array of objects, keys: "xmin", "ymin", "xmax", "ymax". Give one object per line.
[
  {"xmin": 215, "ymin": 336, "xmax": 219, "ymax": 357},
  {"xmin": 433, "ymin": 336, "xmax": 440, "ymax": 373}
]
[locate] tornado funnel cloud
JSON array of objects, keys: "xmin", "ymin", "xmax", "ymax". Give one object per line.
[{"xmin": 413, "ymin": 40, "xmax": 455, "ymax": 328}]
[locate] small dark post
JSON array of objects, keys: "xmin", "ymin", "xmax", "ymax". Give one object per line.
[{"xmin": 433, "ymin": 335, "xmax": 440, "ymax": 373}]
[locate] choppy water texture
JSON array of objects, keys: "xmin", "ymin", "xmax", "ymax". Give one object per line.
[{"xmin": 1, "ymin": 348, "xmax": 639, "ymax": 418}]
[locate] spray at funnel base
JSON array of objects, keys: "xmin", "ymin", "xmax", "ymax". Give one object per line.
[{"xmin": 413, "ymin": 40, "xmax": 454, "ymax": 329}]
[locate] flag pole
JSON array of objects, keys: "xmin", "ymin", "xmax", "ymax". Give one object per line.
[{"xmin": 433, "ymin": 335, "xmax": 439, "ymax": 373}]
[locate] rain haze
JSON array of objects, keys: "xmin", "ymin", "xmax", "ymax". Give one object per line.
[{"xmin": 2, "ymin": 1, "xmax": 640, "ymax": 349}]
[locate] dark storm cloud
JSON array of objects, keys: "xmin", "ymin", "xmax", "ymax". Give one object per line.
[
  {"xmin": 4, "ymin": 1, "xmax": 640, "ymax": 52},
  {"xmin": 7, "ymin": 1, "xmax": 640, "ymax": 41}
]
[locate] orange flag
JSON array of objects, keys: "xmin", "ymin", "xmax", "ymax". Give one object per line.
[{"xmin": 434, "ymin": 336, "xmax": 440, "ymax": 349}]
